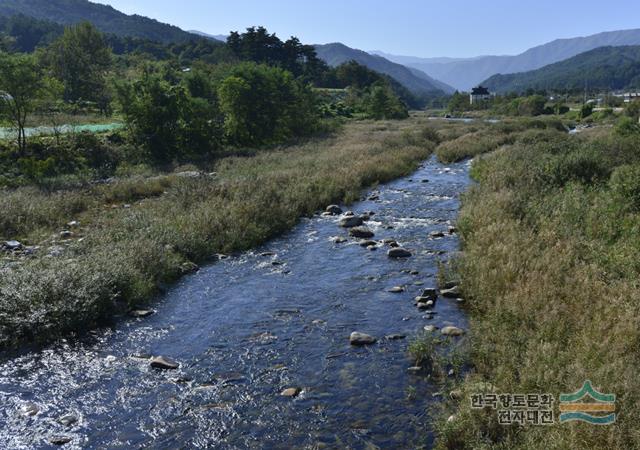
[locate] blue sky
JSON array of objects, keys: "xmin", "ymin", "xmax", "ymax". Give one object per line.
[{"xmin": 94, "ymin": 0, "xmax": 640, "ymax": 57}]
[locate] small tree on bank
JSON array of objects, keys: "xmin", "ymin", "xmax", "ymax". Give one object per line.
[{"xmin": 0, "ymin": 52, "xmax": 48, "ymax": 153}]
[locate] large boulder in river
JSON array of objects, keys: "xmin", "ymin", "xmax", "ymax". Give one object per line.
[
  {"xmin": 350, "ymin": 332, "xmax": 377, "ymax": 346},
  {"xmin": 349, "ymin": 226, "xmax": 374, "ymax": 238},
  {"xmin": 325, "ymin": 205, "xmax": 342, "ymax": 215},
  {"xmin": 339, "ymin": 215, "xmax": 363, "ymax": 228},
  {"xmin": 387, "ymin": 248, "xmax": 412, "ymax": 258}
]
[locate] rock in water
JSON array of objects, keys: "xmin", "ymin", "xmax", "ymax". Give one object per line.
[
  {"xmin": 388, "ymin": 286, "xmax": 405, "ymax": 293},
  {"xmin": 280, "ymin": 387, "xmax": 301, "ymax": 397},
  {"xmin": 441, "ymin": 286, "xmax": 461, "ymax": 298},
  {"xmin": 340, "ymin": 215, "xmax": 364, "ymax": 228},
  {"xmin": 180, "ymin": 261, "xmax": 199, "ymax": 273},
  {"xmin": 3, "ymin": 240, "xmax": 23, "ymax": 251},
  {"xmin": 176, "ymin": 171, "xmax": 201, "ymax": 178},
  {"xmin": 20, "ymin": 402, "xmax": 39, "ymax": 416},
  {"xmin": 150, "ymin": 356, "xmax": 179, "ymax": 370},
  {"xmin": 58, "ymin": 414, "xmax": 78, "ymax": 427},
  {"xmin": 325, "ymin": 205, "xmax": 342, "ymax": 215},
  {"xmin": 49, "ymin": 436, "xmax": 73, "ymax": 446},
  {"xmin": 349, "ymin": 227, "xmax": 374, "ymax": 238},
  {"xmin": 442, "ymin": 280, "xmax": 459, "ymax": 289},
  {"xmin": 450, "ymin": 390, "xmax": 463, "ymax": 401},
  {"xmin": 130, "ymin": 309, "xmax": 154, "ymax": 318},
  {"xmin": 350, "ymin": 332, "xmax": 377, "ymax": 346},
  {"xmin": 421, "ymin": 288, "xmax": 438, "ymax": 299},
  {"xmin": 424, "ymin": 325, "xmax": 439, "ymax": 332},
  {"xmin": 387, "ymin": 248, "xmax": 412, "ymax": 258},
  {"xmin": 429, "ymin": 231, "xmax": 445, "ymax": 238},
  {"xmin": 385, "ymin": 334, "xmax": 406, "ymax": 340},
  {"xmin": 441, "ymin": 326, "xmax": 465, "ymax": 337}
]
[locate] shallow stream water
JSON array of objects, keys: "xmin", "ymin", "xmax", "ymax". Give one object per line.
[{"xmin": 0, "ymin": 156, "xmax": 470, "ymax": 449}]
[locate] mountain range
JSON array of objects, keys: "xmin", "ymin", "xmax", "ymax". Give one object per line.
[
  {"xmin": 3, "ymin": 0, "xmax": 640, "ymax": 98},
  {"xmin": 0, "ymin": 0, "xmax": 197, "ymax": 43},
  {"xmin": 483, "ymin": 45, "xmax": 640, "ymax": 94},
  {"xmin": 314, "ymin": 43, "xmax": 454, "ymax": 95},
  {"xmin": 375, "ymin": 29, "xmax": 640, "ymax": 90}
]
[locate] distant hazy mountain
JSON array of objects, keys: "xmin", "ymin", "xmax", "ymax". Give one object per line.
[
  {"xmin": 189, "ymin": 30, "xmax": 227, "ymax": 42},
  {"xmin": 0, "ymin": 0, "xmax": 198, "ymax": 43},
  {"xmin": 376, "ymin": 29, "xmax": 640, "ymax": 90},
  {"xmin": 483, "ymin": 46, "xmax": 640, "ymax": 93},
  {"xmin": 314, "ymin": 43, "xmax": 454, "ymax": 95},
  {"xmin": 370, "ymin": 51, "xmax": 480, "ymax": 66}
]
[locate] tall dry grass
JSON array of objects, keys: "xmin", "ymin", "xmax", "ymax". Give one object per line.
[{"xmin": 436, "ymin": 130, "xmax": 640, "ymax": 449}]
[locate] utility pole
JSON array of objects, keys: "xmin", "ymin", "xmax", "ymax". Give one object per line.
[{"xmin": 584, "ymin": 79, "xmax": 588, "ymax": 104}]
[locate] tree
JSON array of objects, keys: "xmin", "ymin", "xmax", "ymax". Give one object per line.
[
  {"xmin": 448, "ymin": 91, "xmax": 468, "ymax": 113},
  {"xmin": 44, "ymin": 22, "xmax": 112, "ymax": 107},
  {"xmin": 227, "ymin": 27, "xmax": 328, "ymax": 83},
  {"xmin": 365, "ymin": 84, "xmax": 408, "ymax": 120},
  {"xmin": 116, "ymin": 66, "xmax": 223, "ymax": 164},
  {"xmin": 116, "ymin": 69, "xmax": 185, "ymax": 163},
  {"xmin": 218, "ymin": 63, "xmax": 318, "ymax": 146},
  {"xmin": 580, "ymin": 102, "xmax": 593, "ymax": 119},
  {"xmin": 335, "ymin": 61, "xmax": 381, "ymax": 90},
  {"xmin": 517, "ymin": 95, "xmax": 547, "ymax": 116},
  {"xmin": 0, "ymin": 52, "xmax": 48, "ymax": 153}
]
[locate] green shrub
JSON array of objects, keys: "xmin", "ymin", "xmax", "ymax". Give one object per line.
[
  {"xmin": 609, "ymin": 164, "xmax": 640, "ymax": 211},
  {"xmin": 615, "ymin": 116, "xmax": 640, "ymax": 136}
]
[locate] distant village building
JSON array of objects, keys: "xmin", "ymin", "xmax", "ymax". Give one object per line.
[
  {"xmin": 623, "ymin": 92, "xmax": 640, "ymax": 103},
  {"xmin": 470, "ymin": 86, "xmax": 491, "ymax": 104}
]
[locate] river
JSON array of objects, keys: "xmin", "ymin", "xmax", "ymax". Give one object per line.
[{"xmin": 0, "ymin": 155, "xmax": 470, "ymax": 449}]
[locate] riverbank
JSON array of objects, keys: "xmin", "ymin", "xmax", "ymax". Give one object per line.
[
  {"xmin": 0, "ymin": 117, "xmax": 443, "ymax": 349},
  {"xmin": 435, "ymin": 126, "xmax": 640, "ymax": 448}
]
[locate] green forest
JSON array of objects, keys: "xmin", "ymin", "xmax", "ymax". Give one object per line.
[{"xmin": 0, "ymin": 18, "xmax": 414, "ymax": 186}]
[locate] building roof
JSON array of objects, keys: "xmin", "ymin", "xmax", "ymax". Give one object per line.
[{"xmin": 471, "ymin": 86, "xmax": 490, "ymax": 96}]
